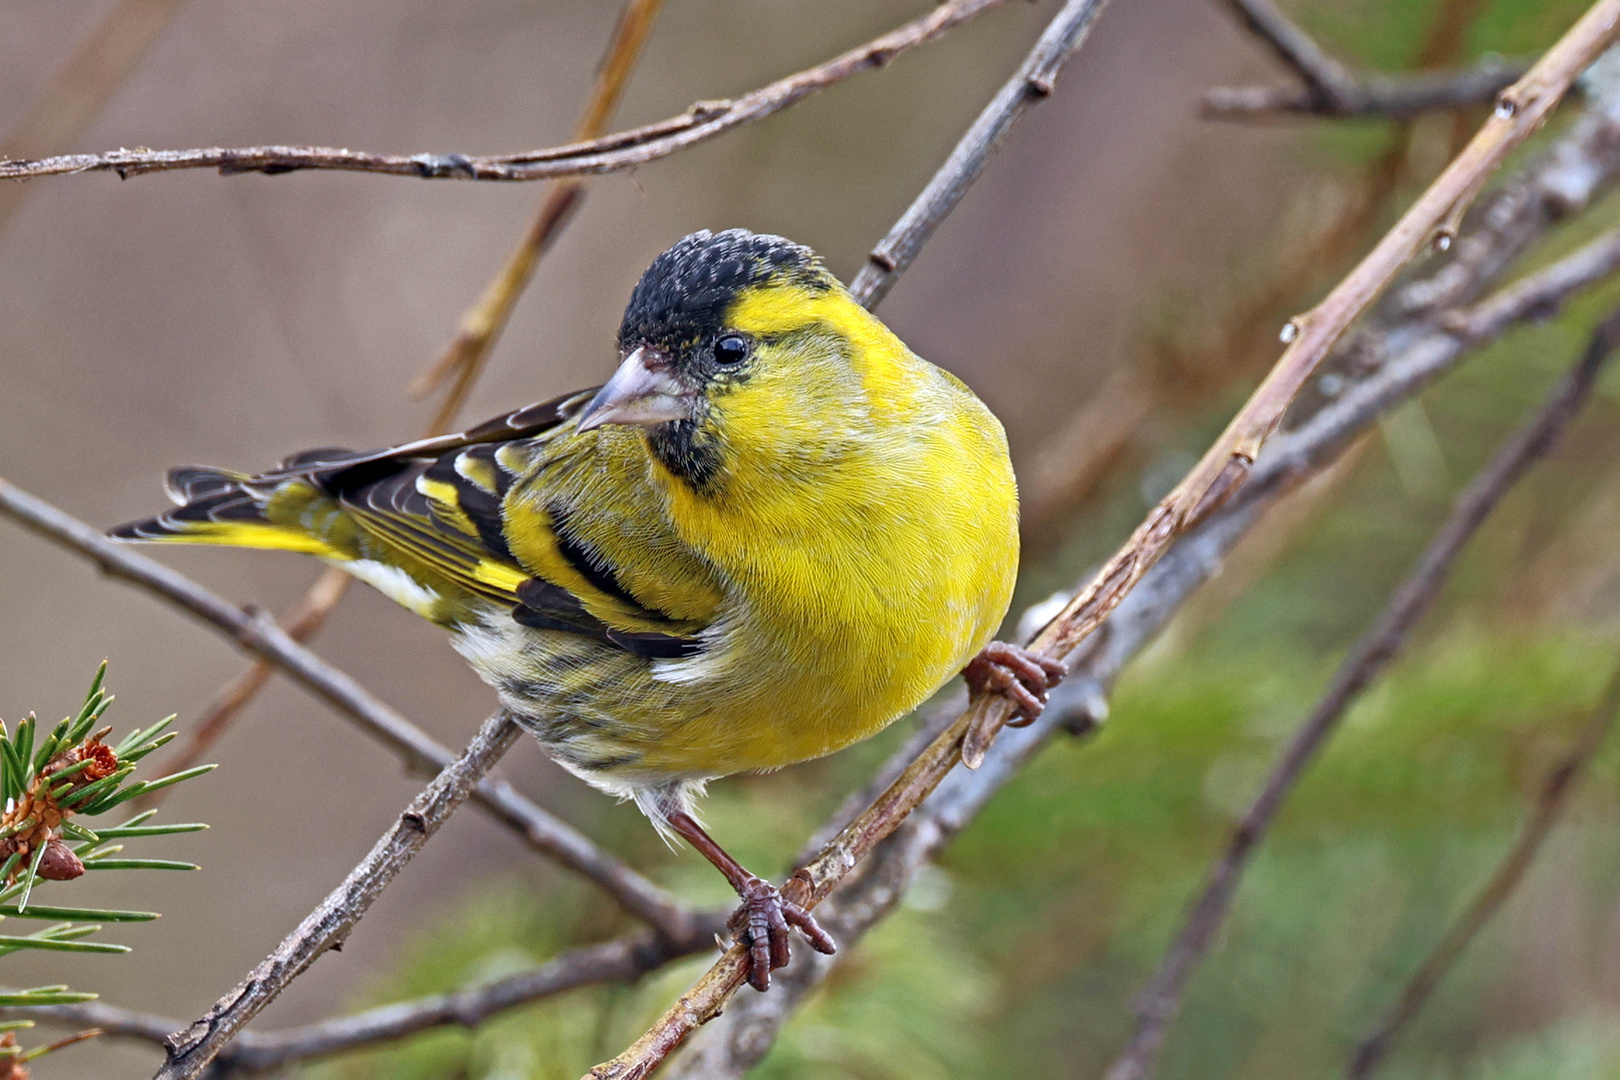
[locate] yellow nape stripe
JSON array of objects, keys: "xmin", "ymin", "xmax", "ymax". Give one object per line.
[{"xmin": 147, "ymin": 522, "xmax": 337, "ymax": 556}]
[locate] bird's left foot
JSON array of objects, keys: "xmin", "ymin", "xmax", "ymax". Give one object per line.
[
  {"xmin": 963, "ymin": 641, "xmax": 1068, "ymax": 727},
  {"xmin": 728, "ymin": 875, "xmax": 837, "ymax": 991}
]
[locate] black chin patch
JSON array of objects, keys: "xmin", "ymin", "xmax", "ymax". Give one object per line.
[
  {"xmin": 619, "ymin": 229, "xmax": 832, "ymax": 352},
  {"xmin": 648, "ymin": 418, "xmax": 723, "ymax": 492}
]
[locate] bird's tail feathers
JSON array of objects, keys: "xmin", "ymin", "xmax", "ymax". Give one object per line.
[{"xmin": 110, "ymin": 466, "xmax": 335, "ymax": 555}]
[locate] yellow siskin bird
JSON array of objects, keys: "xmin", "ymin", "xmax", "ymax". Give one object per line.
[{"xmin": 111, "ymin": 229, "xmax": 1065, "ymax": 988}]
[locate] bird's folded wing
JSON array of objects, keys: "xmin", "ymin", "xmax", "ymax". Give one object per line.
[{"xmin": 279, "ymin": 391, "xmax": 705, "ymax": 659}]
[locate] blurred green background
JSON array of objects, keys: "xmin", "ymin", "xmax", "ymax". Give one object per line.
[{"xmin": 5, "ymin": 0, "xmax": 1620, "ymax": 1076}]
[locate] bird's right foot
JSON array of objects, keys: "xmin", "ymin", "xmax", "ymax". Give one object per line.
[
  {"xmin": 963, "ymin": 640, "xmax": 1068, "ymax": 727},
  {"xmin": 728, "ymin": 874, "xmax": 837, "ymax": 991}
]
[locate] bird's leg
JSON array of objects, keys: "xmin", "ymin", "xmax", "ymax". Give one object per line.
[
  {"xmin": 963, "ymin": 641, "xmax": 1069, "ymax": 728},
  {"xmin": 665, "ymin": 810, "xmax": 836, "ymax": 991}
]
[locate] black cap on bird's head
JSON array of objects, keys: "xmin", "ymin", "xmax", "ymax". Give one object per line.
[
  {"xmin": 617, "ymin": 229, "xmax": 832, "ymax": 353},
  {"xmin": 577, "ymin": 230, "xmax": 838, "ymax": 442}
]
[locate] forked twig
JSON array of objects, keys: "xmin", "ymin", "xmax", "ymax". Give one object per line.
[
  {"xmin": 0, "ymin": 0, "xmax": 1013, "ymax": 184},
  {"xmin": 1204, "ymin": 0, "xmax": 1529, "ymax": 120},
  {"xmin": 1100, "ymin": 303, "xmax": 1620, "ymax": 1080}
]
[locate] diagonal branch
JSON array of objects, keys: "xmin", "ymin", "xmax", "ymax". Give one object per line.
[
  {"xmin": 1100, "ymin": 301, "xmax": 1620, "ymax": 1080},
  {"xmin": 1204, "ymin": 0, "xmax": 1529, "ymax": 121},
  {"xmin": 0, "ymin": 479, "xmax": 692, "ymax": 939},
  {"xmin": 976, "ymin": 0, "xmax": 1620, "ymax": 770},
  {"xmin": 1347, "ymin": 655, "xmax": 1620, "ymax": 1077},
  {"xmin": 152, "ymin": 710, "xmax": 521, "ymax": 1080},
  {"xmin": 0, "ymin": 0, "xmax": 1013, "ymax": 185}
]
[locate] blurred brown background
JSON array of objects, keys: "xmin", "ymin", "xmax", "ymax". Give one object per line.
[{"xmin": 1, "ymin": 0, "xmax": 1309, "ymax": 1075}]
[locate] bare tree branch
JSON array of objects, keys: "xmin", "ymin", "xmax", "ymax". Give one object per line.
[
  {"xmin": 1204, "ymin": 0, "xmax": 1529, "ymax": 120},
  {"xmin": 0, "ymin": 0, "xmax": 1012, "ymax": 185},
  {"xmin": 1347, "ymin": 658, "xmax": 1620, "ymax": 1077},
  {"xmin": 151, "ymin": 711, "xmax": 520, "ymax": 1080},
  {"xmin": 1100, "ymin": 301, "xmax": 1620, "ymax": 1080},
  {"xmin": 1202, "ymin": 61, "xmax": 1529, "ymax": 120},
  {"xmin": 1392, "ymin": 70, "xmax": 1620, "ymax": 320},
  {"xmin": 847, "ymin": 0, "xmax": 1114, "ymax": 308},
  {"xmin": 146, "ymin": 0, "xmax": 667, "ymax": 814},
  {"xmin": 0, "ymin": 479, "xmax": 693, "ymax": 938}
]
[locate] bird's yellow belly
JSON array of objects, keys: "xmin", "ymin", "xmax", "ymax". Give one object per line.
[{"xmin": 467, "ymin": 502, "xmax": 1015, "ymax": 786}]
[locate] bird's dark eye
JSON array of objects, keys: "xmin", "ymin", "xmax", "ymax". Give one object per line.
[{"xmin": 713, "ymin": 334, "xmax": 750, "ymax": 366}]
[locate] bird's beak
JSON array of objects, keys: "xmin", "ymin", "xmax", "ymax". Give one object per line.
[{"xmin": 575, "ymin": 347, "xmax": 696, "ymax": 433}]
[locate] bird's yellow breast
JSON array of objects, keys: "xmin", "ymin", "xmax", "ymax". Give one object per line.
[{"xmin": 636, "ymin": 293, "xmax": 1020, "ymax": 774}]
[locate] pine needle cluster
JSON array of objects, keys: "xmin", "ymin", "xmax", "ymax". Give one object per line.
[{"xmin": 0, "ymin": 663, "xmax": 212, "ymax": 1074}]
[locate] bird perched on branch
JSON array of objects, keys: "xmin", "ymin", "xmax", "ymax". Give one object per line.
[{"xmin": 111, "ymin": 229, "xmax": 1064, "ymax": 989}]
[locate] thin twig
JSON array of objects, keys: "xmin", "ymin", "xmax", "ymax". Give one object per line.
[
  {"xmin": 413, "ymin": 0, "xmax": 666, "ymax": 430},
  {"xmin": 0, "ymin": 0, "xmax": 1013, "ymax": 184},
  {"xmin": 1204, "ymin": 0, "xmax": 1529, "ymax": 120},
  {"xmin": 151, "ymin": 711, "xmax": 520, "ymax": 1080},
  {"xmin": 1100, "ymin": 303, "xmax": 1620, "ymax": 1080},
  {"xmin": 1392, "ymin": 66, "xmax": 1620, "ymax": 320},
  {"xmin": 847, "ymin": 0, "xmax": 1114, "ymax": 308},
  {"xmin": 144, "ymin": 0, "xmax": 667, "ymax": 812},
  {"xmin": 0, "ymin": 0, "xmax": 190, "ymax": 233},
  {"xmin": 1347, "ymin": 659, "xmax": 1620, "ymax": 1077},
  {"xmin": 1202, "ymin": 61, "xmax": 1529, "ymax": 120},
  {"xmin": 0, "ymin": 479, "xmax": 692, "ymax": 939}
]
